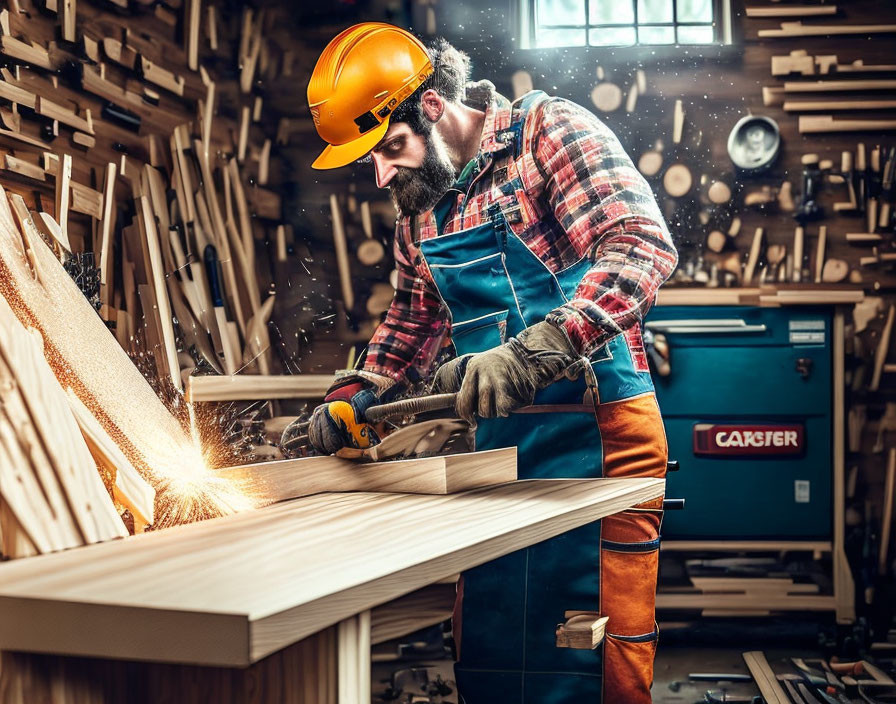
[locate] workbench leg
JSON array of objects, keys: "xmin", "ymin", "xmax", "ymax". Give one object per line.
[
  {"xmin": 833, "ymin": 308, "xmax": 856, "ymax": 623},
  {"xmin": 337, "ymin": 610, "xmax": 371, "ymax": 704}
]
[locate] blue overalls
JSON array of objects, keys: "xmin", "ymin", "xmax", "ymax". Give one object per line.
[{"xmin": 418, "ymin": 92, "xmax": 660, "ymax": 703}]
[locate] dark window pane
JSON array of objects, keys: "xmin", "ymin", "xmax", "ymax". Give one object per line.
[
  {"xmin": 589, "ymin": 26, "xmax": 637, "ymax": 45},
  {"xmin": 536, "ymin": 0, "xmax": 586, "ymax": 26},
  {"xmin": 677, "ymin": 0, "xmax": 713, "ymax": 22},
  {"xmin": 590, "ymin": 0, "xmax": 635, "ymax": 25},
  {"xmin": 537, "ymin": 27, "xmax": 588, "ymax": 47},
  {"xmin": 677, "ymin": 25, "xmax": 716, "ymax": 43},
  {"xmin": 638, "ymin": 25, "xmax": 675, "ymax": 44},
  {"xmin": 637, "ymin": 0, "xmax": 673, "ymax": 23}
]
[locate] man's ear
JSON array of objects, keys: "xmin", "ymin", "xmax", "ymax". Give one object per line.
[{"xmin": 420, "ymin": 89, "xmax": 445, "ymax": 123}]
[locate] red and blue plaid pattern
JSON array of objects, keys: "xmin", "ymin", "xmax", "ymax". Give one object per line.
[{"xmin": 364, "ymin": 88, "xmax": 677, "ymax": 384}]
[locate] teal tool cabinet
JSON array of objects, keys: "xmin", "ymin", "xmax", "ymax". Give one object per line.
[
  {"xmin": 645, "ymin": 292, "xmax": 856, "ymax": 624},
  {"xmin": 647, "ymin": 306, "xmax": 832, "ymax": 539}
]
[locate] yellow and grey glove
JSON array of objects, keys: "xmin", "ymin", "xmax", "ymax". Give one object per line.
[
  {"xmin": 431, "ymin": 321, "xmax": 579, "ymax": 423},
  {"xmin": 281, "ymin": 372, "xmax": 397, "ymax": 456}
]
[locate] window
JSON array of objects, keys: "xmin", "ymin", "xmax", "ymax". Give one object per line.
[{"xmin": 520, "ymin": 0, "xmax": 731, "ymax": 49}]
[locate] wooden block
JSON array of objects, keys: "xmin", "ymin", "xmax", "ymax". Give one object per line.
[
  {"xmin": 0, "ymin": 76, "xmax": 37, "ymax": 108},
  {"xmin": 70, "ymin": 181, "xmax": 103, "ymax": 219},
  {"xmin": 0, "ymin": 476, "xmax": 664, "ymax": 665},
  {"xmin": 673, "ymin": 99, "xmax": 684, "ymax": 144},
  {"xmin": 0, "ymin": 36, "xmax": 54, "ymax": 71},
  {"xmin": 72, "ymin": 131, "xmax": 96, "ymax": 149},
  {"xmin": 101, "ymin": 37, "xmax": 138, "ymax": 70},
  {"xmin": 772, "ymin": 51, "xmax": 815, "ymax": 76},
  {"xmin": 556, "ymin": 613, "xmax": 609, "ymax": 649},
  {"xmin": 3, "ymin": 154, "xmax": 44, "ymax": 181},
  {"xmin": 60, "ymin": 0, "xmax": 76, "ymax": 43},
  {"xmin": 139, "ymin": 57, "xmax": 185, "ymax": 97},
  {"xmin": 743, "ymin": 228, "xmax": 763, "ymax": 285},
  {"xmin": 219, "ymin": 447, "xmax": 518, "ymax": 506}
]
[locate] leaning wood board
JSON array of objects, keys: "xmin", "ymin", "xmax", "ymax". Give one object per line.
[
  {"xmin": 219, "ymin": 447, "xmax": 517, "ymax": 505},
  {"xmin": 0, "ymin": 477, "xmax": 664, "ymax": 666}
]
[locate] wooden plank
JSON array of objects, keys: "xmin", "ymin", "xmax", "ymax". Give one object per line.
[
  {"xmin": 746, "ymin": 5, "xmax": 836, "ymax": 17},
  {"xmin": 137, "ymin": 194, "xmax": 181, "ymax": 391},
  {"xmin": 657, "ymin": 592, "xmax": 836, "ymax": 611},
  {"xmin": 759, "ymin": 22, "xmax": 896, "ymax": 38},
  {"xmin": 0, "ymin": 36, "xmax": 54, "ymax": 70},
  {"xmin": 218, "ymin": 447, "xmax": 517, "ymax": 505},
  {"xmin": 186, "ymin": 373, "xmax": 334, "ymax": 401},
  {"xmin": 65, "ymin": 389, "xmax": 156, "ymax": 531},
  {"xmin": 0, "ymin": 477, "xmax": 664, "ymax": 666},
  {"xmin": 36, "ymin": 96, "xmax": 94, "ymax": 134},
  {"xmin": 785, "ymin": 79, "xmax": 896, "ymax": 93},
  {"xmin": 784, "ymin": 99, "xmax": 896, "ymax": 112},
  {"xmin": 800, "ymin": 115, "xmax": 896, "ymax": 133},
  {"xmin": 880, "ymin": 448, "xmax": 895, "ymax": 574},
  {"xmin": 55, "ymin": 153, "xmax": 71, "ymax": 250},
  {"xmin": 743, "ymin": 651, "xmax": 789, "ymax": 704},
  {"xmin": 3, "ymin": 154, "xmax": 44, "ymax": 181},
  {"xmin": 0, "ymin": 77, "xmax": 37, "ymax": 108},
  {"xmin": 60, "ymin": 0, "xmax": 76, "ymax": 43},
  {"xmin": 139, "ymin": 56, "xmax": 185, "ymax": 96}
]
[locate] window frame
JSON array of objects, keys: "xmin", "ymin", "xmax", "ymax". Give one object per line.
[{"xmin": 517, "ymin": 0, "xmax": 734, "ymax": 51}]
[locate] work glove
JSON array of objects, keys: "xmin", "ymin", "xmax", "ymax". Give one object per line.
[
  {"xmin": 431, "ymin": 321, "xmax": 580, "ymax": 423},
  {"xmin": 280, "ymin": 372, "xmax": 394, "ymax": 456}
]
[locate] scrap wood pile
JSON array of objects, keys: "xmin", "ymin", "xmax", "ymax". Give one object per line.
[{"xmin": 0, "ymin": 181, "xmax": 255, "ymax": 560}]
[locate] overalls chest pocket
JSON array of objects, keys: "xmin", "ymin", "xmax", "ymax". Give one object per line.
[{"xmin": 450, "ymin": 310, "xmax": 509, "ymax": 356}]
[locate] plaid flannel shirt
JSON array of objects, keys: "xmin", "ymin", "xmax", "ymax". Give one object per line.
[{"xmin": 364, "ymin": 84, "xmax": 678, "ymax": 386}]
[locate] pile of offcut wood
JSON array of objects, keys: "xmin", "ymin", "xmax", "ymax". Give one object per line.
[{"xmin": 0, "ymin": 291, "xmax": 141, "ymax": 559}]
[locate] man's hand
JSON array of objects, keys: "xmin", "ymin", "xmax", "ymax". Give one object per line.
[
  {"xmin": 281, "ymin": 373, "xmax": 392, "ymax": 456},
  {"xmin": 432, "ymin": 321, "xmax": 580, "ymax": 423}
]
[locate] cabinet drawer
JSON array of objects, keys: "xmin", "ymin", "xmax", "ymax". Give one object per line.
[
  {"xmin": 653, "ymin": 344, "xmax": 831, "ymax": 416},
  {"xmin": 661, "ymin": 416, "xmax": 832, "ymax": 539}
]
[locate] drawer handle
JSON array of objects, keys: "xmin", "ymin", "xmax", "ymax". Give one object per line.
[{"xmin": 646, "ymin": 319, "xmax": 767, "ymax": 335}]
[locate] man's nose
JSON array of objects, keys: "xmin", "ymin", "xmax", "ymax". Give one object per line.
[{"xmin": 372, "ymin": 153, "xmax": 398, "ymax": 189}]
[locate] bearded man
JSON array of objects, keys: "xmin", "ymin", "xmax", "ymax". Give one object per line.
[{"xmin": 293, "ymin": 22, "xmax": 678, "ymax": 703}]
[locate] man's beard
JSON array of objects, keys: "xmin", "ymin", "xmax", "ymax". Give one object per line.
[{"xmin": 388, "ymin": 131, "xmax": 457, "ymax": 216}]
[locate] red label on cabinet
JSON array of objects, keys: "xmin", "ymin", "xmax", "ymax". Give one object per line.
[{"xmin": 693, "ymin": 423, "xmax": 805, "ymax": 456}]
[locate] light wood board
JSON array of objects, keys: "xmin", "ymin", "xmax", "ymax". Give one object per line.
[
  {"xmin": 220, "ymin": 447, "xmax": 517, "ymax": 505},
  {"xmin": 187, "ymin": 373, "xmax": 335, "ymax": 401},
  {"xmin": 0, "ymin": 477, "xmax": 664, "ymax": 666}
]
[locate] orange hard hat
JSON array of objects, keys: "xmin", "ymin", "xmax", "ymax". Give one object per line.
[{"xmin": 307, "ymin": 23, "xmax": 433, "ymax": 170}]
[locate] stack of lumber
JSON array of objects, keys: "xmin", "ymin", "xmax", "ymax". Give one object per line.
[
  {"xmin": 0, "ymin": 292, "xmax": 130, "ymax": 559},
  {"xmin": 0, "ymin": 0, "xmax": 299, "ymax": 396}
]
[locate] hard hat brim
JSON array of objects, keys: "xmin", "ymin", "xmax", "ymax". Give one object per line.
[{"xmin": 311, "ymin": 119, "xmax": 390, "ymax": 170}]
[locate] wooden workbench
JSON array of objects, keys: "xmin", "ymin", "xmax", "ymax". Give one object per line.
[{"xmin": 0, "ymin": 476, "xmax": 664, "ymax": 704}]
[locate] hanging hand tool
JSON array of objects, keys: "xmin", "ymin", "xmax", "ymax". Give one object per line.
[{"xmin": 795, "ymin": 154, "xmax": 824, "ymax": 222}]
